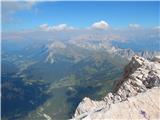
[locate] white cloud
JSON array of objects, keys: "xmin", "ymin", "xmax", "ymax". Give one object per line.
[
  {"xmin": 2, "ymin": 1, "xmax": 37, "ymax": 24},
  {"xmin": 2, "ymin": 1, "xmax": 36, "ymax": 12},
  {"xmin": 39, "ymin": 24, "xmax": 50, "ymax": 31},
  {"xmin": 39, "ymin": 24, "xmax": 74, "ymax": 31},
  {"xmin": 153, "ymin": 26, "xmax": 160, "ymax": 30},
  {"xmin": 128, "ymin": 24, "xmax": 141, "ymax": 28},
  {"xmin": 52, "ymin": 24, "xmax": 74, "ymax": 31},
  {"xmin": 91, "ymin": 20, "xmax": 109, "ymax": 29}
]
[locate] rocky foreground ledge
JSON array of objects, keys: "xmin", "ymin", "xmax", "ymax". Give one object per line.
[{"xmin": 72, "ymin": 55, "xmax": 160, "ymax": 120}]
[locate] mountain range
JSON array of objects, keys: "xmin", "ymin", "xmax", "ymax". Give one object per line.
[{"xmin": 1, "ymin": 37, "xmax": 160, "ymax": 120}]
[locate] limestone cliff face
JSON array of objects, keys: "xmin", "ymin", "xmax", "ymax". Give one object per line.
[{"xmin": 73, "ymin": 55, "xmax": 160, "ymax": 120}]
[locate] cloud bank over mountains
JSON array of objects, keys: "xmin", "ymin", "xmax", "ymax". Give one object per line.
[
  {"xmin": 38, "ymin": 20, "xmax": 111, "ymax": 32},
  {"xmin": 2, "ymin": 20, "xmax": 159, "ymax": 51},
  {"xmin": 39, "ymin": 24, "xmax": 74, "ymax": 31}
]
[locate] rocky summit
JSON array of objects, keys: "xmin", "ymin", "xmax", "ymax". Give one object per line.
[{"xmin": 73, "ymin": 55, "xmax": 160, "ymax": 120}]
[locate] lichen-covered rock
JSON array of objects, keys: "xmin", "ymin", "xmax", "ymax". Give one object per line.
[{"xmin": 72, "ymin": 55, "xmax": 160, "ymax": 120}]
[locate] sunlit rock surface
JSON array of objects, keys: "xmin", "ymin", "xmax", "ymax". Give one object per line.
[{"xmin": 73, "ymin": 55, "xmax": 160, "ymax": 120}]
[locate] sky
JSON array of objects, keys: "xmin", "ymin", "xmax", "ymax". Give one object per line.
[
  {"xmin": 2, "ymin": 1, "xmax": 160, "ymax": 32},
  {"xmin": 2, "ymin": 1, "xmax": 160, "ymax": 52}
]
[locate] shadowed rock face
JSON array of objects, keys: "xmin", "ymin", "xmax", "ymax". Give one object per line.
[{"xmin": 73, "ymin": 55, "xmax": 160, "ymax": 120}]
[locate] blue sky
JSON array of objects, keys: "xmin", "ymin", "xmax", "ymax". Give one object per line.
[{"xmin": 2, "ymin": 1, "xmax": 160, "ymax": 31}]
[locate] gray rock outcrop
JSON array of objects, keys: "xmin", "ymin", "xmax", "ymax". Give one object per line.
[{"xmin": 73, "ymin": 55, "xmax": 160, "ymax": 120}]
